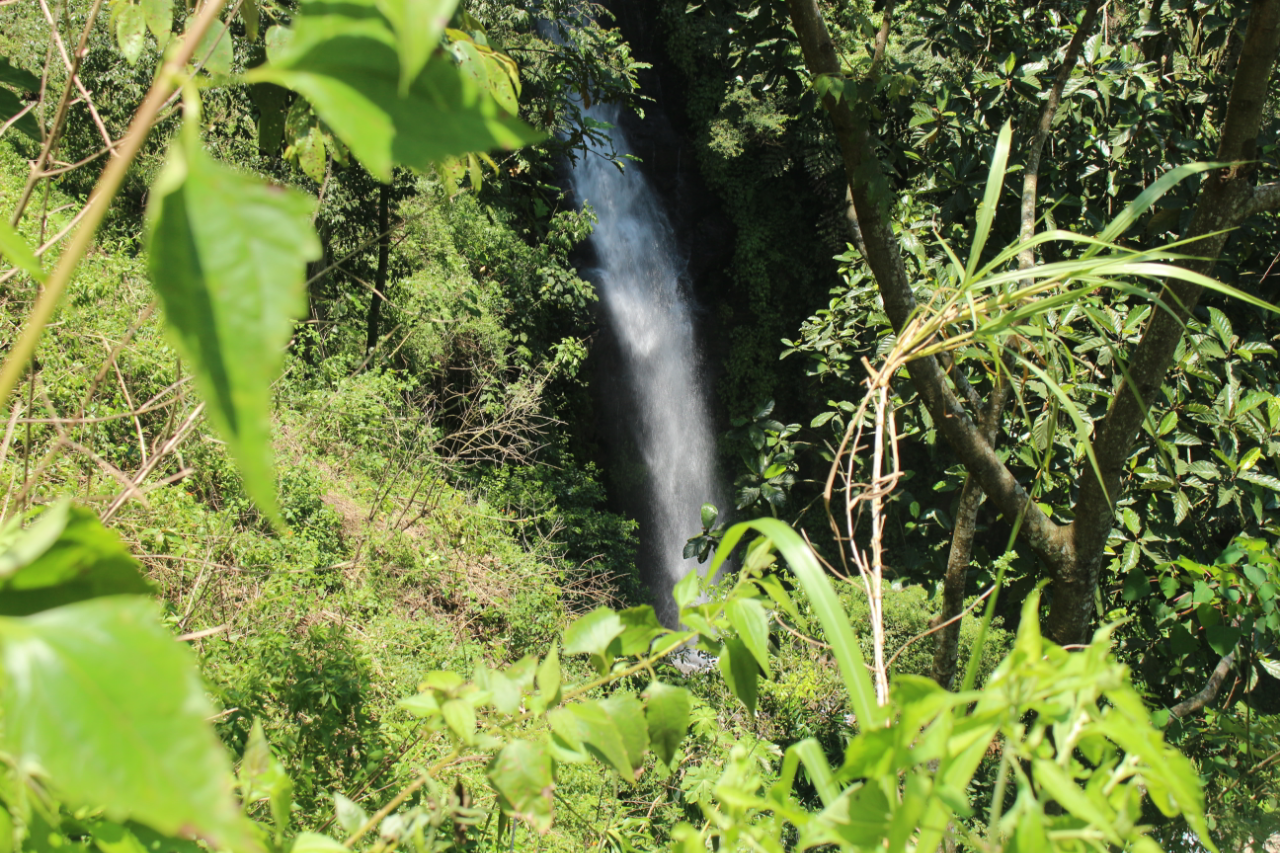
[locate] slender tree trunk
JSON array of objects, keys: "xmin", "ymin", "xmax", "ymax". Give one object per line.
[{"xmin": 365, "ymin": 183, "xmax": 391, "ymax": 357}]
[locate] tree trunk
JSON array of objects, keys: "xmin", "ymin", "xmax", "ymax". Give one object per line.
[{"xmin": 364, "ymin": 183, "xmax": 391, "ymax": 357}]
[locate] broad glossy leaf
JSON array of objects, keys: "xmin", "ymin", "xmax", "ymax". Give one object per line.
[
  {"xmin": 0, "ymin": 597, "xmax": 248, "ymax": 848},
  {"xmin": 644, "ymin": 682, "xmax": 691, "ymax": 767},
  {"xmin": 0, "ymin": 501, "xmax": 152, "ymax": 616},
  {"xmin": 146, "ymin": 118, "xmax": 320, "ymax": 523},
  {"xmin": 0, "ymin": 218, "xmax": 45, "ymax": 282},
  {"xmin": 486, "ymin": 740, "xmax": 553, "ymax": 832},
  {"xmin": 248, "ymin": 0, "xmax": 540, "ymax": 182}
]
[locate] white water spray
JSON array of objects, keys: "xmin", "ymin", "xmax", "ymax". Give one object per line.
[{"xmin": 566, "ymin": 104, "xmax": 725, "ymax": 623}]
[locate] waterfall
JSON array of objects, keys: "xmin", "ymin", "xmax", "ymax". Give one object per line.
[{"xmin": 566, "ymin": 104, "xmax": 725, "ymax": 624}]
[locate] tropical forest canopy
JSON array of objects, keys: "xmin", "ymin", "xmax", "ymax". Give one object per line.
[{"xmin": 0, "ymin": 0, "xmax": 1277, "ymax": 851}]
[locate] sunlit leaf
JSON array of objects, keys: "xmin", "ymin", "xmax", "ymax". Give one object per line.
[
  {"xmin": 0, "ymin": 501, "xmax": 152, "ymax": 616},
  {"xmin": 146, "ymin": 112, "xmax": 320, "ymax": 523},
  {"xmin": 0, "ymin": 598, "xmax": 249, "ymax": 849},
  {"xmin": 487, "ymin": 740, "xmax": 553, "ymax": 832},
  {"xmin": 248, "ymin": 0, "xmax": 541, "ymax": 182},
  {"xmin": 644, "ymin": 682, "xmax": 691, "ymax": 767}
]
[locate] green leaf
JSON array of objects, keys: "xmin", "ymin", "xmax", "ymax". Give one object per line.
[
  {"xmin": 726, "ymin": 597, "xmax": 771, "ymax": 677},
  {"xmin": 536, "ymin": 644, "xmax": 561, "ymax": 706},
  {"xmin": 700, "ymin": 503, "xmax": 718, "ymax": 529},
  {"xmin": 249, "ymin": 83, "xmax": 289, "ymax": 154},
  {"xmin": 672, "ymin": 570, "xmax": 700, "ymax": 609},
  {"xmin": 290, "ymin": 832, "xmax": 347, "ymax": 853},
  {"xmin": 563, "ymin": 700, "xmax": 633, "ymax": 778},
  {"xmin": 1032, "ymin": 759, "xmax": 1122, "ymax": 845},
  {"xmin": 333, "ymin": 793, "xmax": 366, "ymax": 836},
  {"xmin": 239, "ymin": 0, "xmax": 260, "ymax": 43},
  {"xmin": 487, "ymin": 740, "xmax": 553, "ymax": 832},
  {"xmin": 0, "ymin": 218, "xmax": 45, "ymax": 282},
  {"xmin": 0, "ymin": 87, "xmax": 39, "ymax": 140},
  {"xmin": 0, "ymin": 502, "xmax": 152, "ymax": 616},
  {"xmin": 140, "ymin": 0, "xmax": 173, "ymax": 47},
  {"xmin": 146, "ymin": 115, "xmax": 320, "ymax": 523},
  {"xmin": 377, "ymin": 0, "xmax": 456, "ymax": 95},
  {"xmin": 965, "ymin": 119, "xmax": 1013, "ymax": 281},
  {"xmin": 0, "ymin": 598, "xmax": 248, "ymax": 848},
  {"xmin": 708, "ymin": 520, "xmax": 882, "ymax": 728},
  {"xmin": 719, "ymin": 637, "xmax": 758, "ymax": 715},
  {"xmin": 0, "ymin": 57, "xmax": 40, "ymax": 91},
  {"xmin": 601, "ymin": 693, "xmax": 649, "ymax": 778},
  {"xmin": 562, "ymin": 607, "xmax": 624, "ymax": 658},
  {"xmin": 116, "ymin": 5, "xmax": 147, "ymax": 65},
  {"xmin": 248, "ymin": 0, "xmax": 541, "ymax": 182},
  {"xmin": 1206, "ymin": 625, "xmax": 1241, "ymax": 657},
  {"xmin": 644, "ymin": 682, "xmax": 691, "ymax": 767},
  {"xmin": 441, "ymin": 698, "xmax": 476, "ymax": 744},
  {"xmin": 240, "ymin": 721, "xmax": 292, "ymax": 835},
  {"xmin": 195, "ymin": 22, "xmax": 234, "ymax": 76},
  {"xmin": 617, "ymin": 605, "xmax": 665, "ymax": 656}
]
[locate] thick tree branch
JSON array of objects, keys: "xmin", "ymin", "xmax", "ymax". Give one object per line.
[
  {"xmin": 1055, "ymin": 0, "xmax": 1280, "ymax": 645},
  {"xmin": 931, "ymin": 379, "xmax": 1010, "ymax": 688},
  {"xmin": 1170, "ymin": 650, "xmax": 1236, "ymax": 718},
  {"xmin": 786, "ymin": 0, "xmax": 1070, "ymax": 570}
]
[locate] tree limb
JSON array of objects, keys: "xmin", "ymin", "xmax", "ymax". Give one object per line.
[
  {"xmin": 1170, "ymin": 649, "xmax": 1237, "ymax": 718},
  {"xmin": 1018, "ymin": 0, "xmax": 1104, "ymax": 272}
]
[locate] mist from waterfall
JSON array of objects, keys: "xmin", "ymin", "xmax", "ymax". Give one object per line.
[{"xmin": 566, "ymin": 104, "xmax": 724, "ymax": 624}]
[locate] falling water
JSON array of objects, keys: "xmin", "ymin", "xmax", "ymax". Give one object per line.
[{"xmin": 566, "ymin": 104, "xmax": 725, "ymax": 624}]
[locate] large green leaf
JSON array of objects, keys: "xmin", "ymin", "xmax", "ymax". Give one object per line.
[
  {"xmin": 719, "ymin": 637, "xmax": 758, "ymax": 715},
  {"xmin": 247, "ymin": 0, "xmax": 540, "ymax": 182},
  {"xmin": 0, "ymin": 597, "xmax": 249, "ymax": 849},
  {"xmin": 146, "ymin": 117, "xmax": 320, "ymax": 522},
  {"xmin": 486, "ymin": 740, "xmax": 553, "ymax": 832},
  {"xmin": 0, "ymin": 87, "xmax": 38, "ymax": 140},
  {"xmin": 0, "ymin": 502, "xmax": 152, "ymax": 616},
  {"xmin": 0, "ymin": 217, "xmax": 45, "ymax": 282},
  {"xmin": 644, "ymin": 681, "xmax": 691, "ymax": 767},
  {"xmin": 0, "ymin": 57, "xmax": 40, "ymax": 91},
  {"xmin": 377, "ymin": 0, "xmax": 456, "ymax": 95}
]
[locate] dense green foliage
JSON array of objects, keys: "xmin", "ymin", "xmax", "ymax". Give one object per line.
[{"xmin": 0, "ymin": 0, "xmax": 1277, "ymax": 850}]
